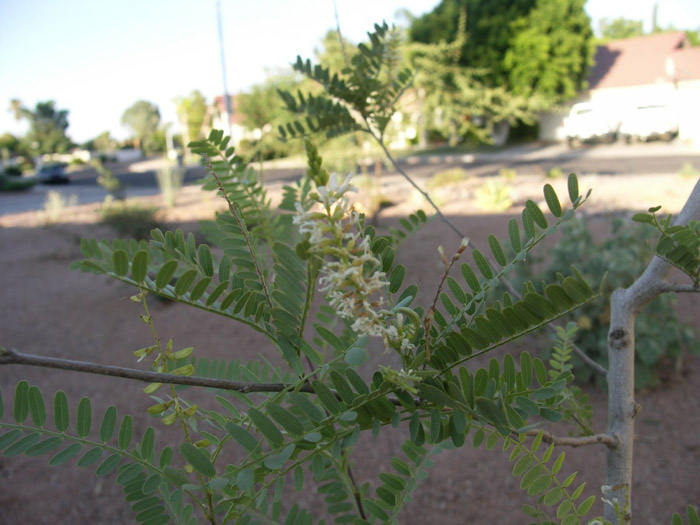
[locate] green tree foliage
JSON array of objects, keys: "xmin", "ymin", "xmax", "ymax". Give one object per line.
[
  {"xmin": 174, "ymin": 90, "xmax": 208, "ymax": 152},
  {"xmin": 84, "ymin": 131, "xmax": 113, "ymax": 153},
  {"xmin": 505, "ymin": 0, "xmax": 594, "ymax": 102},
  {"xmin": 410, "ymin": 0, "xmax": 594, "ymax": 106},
  {"xmin": 20, "ymin": 101, "xmax": 73, "ymax": 155},
  {"xmin": 408, "ymin": 11, "xmax": 539, "ymax": 145},
  {"xmin": 315, "ymin": 29, "xmax": 358, "ymax": 72},
  {"xmin": 598, "ymin": 17, "xmax": 644, "ymax": 40},
  {"xmin": 409, "ymin": 0, "xmax": 535, "ymax": 86},
  {"xmin": 0, "ymin": 133, "xmax": 20, "ymax": 157},
  {"xmin": 121, "ymin": 100, "xmax": 161, "ymax": 153}
]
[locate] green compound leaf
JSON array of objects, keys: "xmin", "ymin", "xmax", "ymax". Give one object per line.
[
  {"xmin": 76, "ymin": 397, "xmax": 92, "ymax": 438},
  {"xmin": 112, "ymin": 249, "xmax": 129, "ymax": 276},
  {"xmin": 248, "ymin": 408, "xmax": 284, "ymax": 447},
  {"xmin": 49, "ymin": 442, "xmax": 82, "ymax": 466},
  {"xmin": 225, "ymin": 423, "xmax": 260, "ymax": 453},
  {"xmin": 266, "ymin": 403, "xmax": 304, "ymax": 436},
  {"xmin": 28, "ymin": 385, "xmax": 46, "ymax": 427},
  {"xmin": 13, "ymin": 381, "xmax": 29, "ymax": 424},
  {"xmin": 488, "ymin": 235, "xmax": 507, "ymax": 266},
  {"xmin": 131, "ymin": 250, "xmax": 149, "ymax": 282},
  {"xmin": 53, "ymin": 390, "xmax": 69, "ymax": 432},
  {"xmin": 567, "ymin": 173, "xmax": 579, "ymax": 203},
  {"xmin": 99, "ymin": 406, "xmax": 117, "ymax": 443},
  {"xmin": 118, "ymin": 415, "xmax": 133, "ymax": 450},
  {"xmin": 180, "ymin": 443, "xmax": 215, "ymax": 477},
  {"xmin": 155, "ymin": 260, "xmax": 178, "ymax": 289},
  {"xmin": 543, "ymin": 184, "xmax": 562, "ymax": 218},
  {"xmin": 525, "ymin": 200, "xmax": 548, "ymax": 229}
]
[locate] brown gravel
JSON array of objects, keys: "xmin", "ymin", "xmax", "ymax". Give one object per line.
[{"xmin": 1, "ymin": 172, "xmax": 699, "ymax": 524}]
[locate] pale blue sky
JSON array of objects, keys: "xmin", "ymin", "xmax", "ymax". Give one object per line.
[{"xmin": 0, "ymin": 0, "xmax": 698, "ymax": 143}]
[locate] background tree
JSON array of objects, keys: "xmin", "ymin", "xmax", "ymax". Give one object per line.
[
  {"xmin": 174, "ymin": 90, "xmax": 208, "ymax": 160},
  {"xmin": 120, "ymin": 100, "xmax": 161, "ymax": 155},
  {"xmin": 83, "ymin": 131, "xmax": 113, "ymax": 153},
  {"xmin": 598, "ymin": 17, "xmax": 644, "ymax": 41},
  {"xmin": 19, "ymin": 100, "xmax": 73, "ymax": 155},
  {"xmin": 409, "ymin": 0, "xmax": 535, "ymax": 87},
  {"xmin": 505, "ymin": 0, "xmax": 593, "ymax": 103},
  {"xmin": 410, "ymin": 0, "xmax": 593, "ymax": 108}
]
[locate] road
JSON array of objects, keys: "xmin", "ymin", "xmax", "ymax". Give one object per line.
[{"xmin": 2, "ymin": 141, "xmax": 699, "ymax": 216}]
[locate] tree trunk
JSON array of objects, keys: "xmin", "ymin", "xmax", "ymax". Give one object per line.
[{"xmin": 604, "ymin": 178, "xmax": 700, "ymax": 523}]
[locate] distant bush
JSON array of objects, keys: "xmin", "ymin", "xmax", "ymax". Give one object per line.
[
  {"xmin": 3, "ymin": 165, "xmax": 23, "ymax": 176},
  {"xmin": 0, "ymin": 173, "xmax": 37, "ymax": 192},
  {"xmin": 101, "ymin": 202, "xmax": 161, "ymax": 240},
  {"xmin": 515, "ymin": 216, "xmax": 700, "ymax": 388},
  {"xmin": 425, "ymin": 167, "xmax": 469, "ymax": 189},
  {"xmin": 475, "ymin": 180, "xmax": 513, "ymax": 212}
]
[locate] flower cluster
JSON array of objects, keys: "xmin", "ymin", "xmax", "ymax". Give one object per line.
[{"xmin": 294, "ymin": 172, "xmax": 416, "ymax": 354}]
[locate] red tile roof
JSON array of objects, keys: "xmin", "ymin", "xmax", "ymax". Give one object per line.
[{"xmin": 588, "ymin": 32, "xmax": 694, "ymax": 89}]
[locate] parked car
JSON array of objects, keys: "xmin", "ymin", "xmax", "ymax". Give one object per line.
[
  {"xmin": 37, "ymin": 162, "xmax": 69, "ymax": 183},
  {"xmin": 619, "ymin": 104, "xmax": 679, "ymax": 142},
  {"xmin": 563, "ymin": 102, "xmax": 619, "ymax": 146}
]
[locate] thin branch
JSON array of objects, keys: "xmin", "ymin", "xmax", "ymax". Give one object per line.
[
  {"xmin": 0, "ymin": 348, "xmax": 415, "ymax": 406},
  {"xmin": 526, "ymin": 429, "xmax": 618, "ymax": 448},
  {"xmin": 424, "ymin": 238, "xmax": 469, "ymax": 359},
  {"xmin": 0, "ymin": 347, "xmax": 311, "ymax": 394},
  {"xmin": 656, "ymin": 282, "xmax": 700, "ymax": 294}
]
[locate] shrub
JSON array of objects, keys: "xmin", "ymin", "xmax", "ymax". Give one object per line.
[
  {"xmin": 0, "ymin": 173, "xmax": 37, "ymax": 192},
  {"xmin": 475, "ymin": 180, "xmax": 513, "ymax": 212},
  {"xmin": 425, "ymin": 167, "xmax": 470, "ymax": 189},
  {"xmin": 3, "ymin": 165, "xmax": 23, "ymax": 176},
  {"xmin": 516, "ymin": 216, "xmax": 699, "ymax": 387},
  {"xmin": 101, "ymin": 202, "xmax": 161, "ymax": 240}
]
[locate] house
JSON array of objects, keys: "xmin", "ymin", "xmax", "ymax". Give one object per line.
[{"xmin": 540, "ymin": 32, "xmax": 700, "ymax": 144}]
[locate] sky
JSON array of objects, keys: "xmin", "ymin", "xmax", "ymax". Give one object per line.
[{"xmin": 0, "ymin": 0, "xmax": 698, "ymax": 144}]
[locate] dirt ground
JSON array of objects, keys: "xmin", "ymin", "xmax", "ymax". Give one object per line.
[{"xmin": 1, "ymin": 171, "xmax": 699, "ymax": 524}]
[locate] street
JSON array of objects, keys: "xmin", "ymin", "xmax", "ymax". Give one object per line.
[{"xmin": 2, "ymin": 141, "xmax": 699, "ymax": 216}]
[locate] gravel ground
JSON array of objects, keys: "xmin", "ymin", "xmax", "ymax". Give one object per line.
[{"xmin": 1, "ymin": 172, "xmax": 699, "ymax": 523}]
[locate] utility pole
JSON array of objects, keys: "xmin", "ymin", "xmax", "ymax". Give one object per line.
[{"xmin": 216, "ymin": 0, "xmax": 233, "ymax": 137}]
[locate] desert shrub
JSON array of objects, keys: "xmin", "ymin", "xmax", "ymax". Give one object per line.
[
  {"xmin": 425, "ymin": 167, "xmax": 470, "ymax": 189},
  {"xmin": 155, "ymin": 163, "xmax": 185, "ymax": 208},
  {"xmin": 475, "ymin": 180, "xmax": 513, "ymax": 212},
  {"xmin": 43, "ymin": 190, "xmax": 77, "ymax": 222},
  {"xmin": 679, "ymin": 162, "xmax": 699, "ymax": 179},
  {"xmin": 546, "ymin": 167, "xmax": 563, "ymax": 179},
  {"xmin": 516, "ymin": 216, "xmax": 699, "ymax": 387},
  {"xmin": 101, "ymin": 202, "xmax": 161, "ymax": 240},
  {"xmin": 499, "ymin": 167, "xmax": 517, "ymax": 181}
]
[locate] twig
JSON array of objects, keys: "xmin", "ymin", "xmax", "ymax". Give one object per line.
[
  {"xmin": 526, "ymin": 429, "xmax": 618, "ymax": 448},
  {"xmin": 0, "ymin": 348, "xmax": 413, "ymax": 406},
  {"xmin": 424, "ymin": 238, "xmax": 469, "ymax": 359}
]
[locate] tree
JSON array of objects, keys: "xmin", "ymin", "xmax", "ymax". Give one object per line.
[
  {"xmin": 410, "ymin": 0, "xmax": 593, "ymax": 107},
  {"xmin": 174, "ymin": 90, "xmax": 208, "ymax": 159},
  {"xmin": 505, "ymin": 0, "xmax": 594, "ymax": 103},
  {"xmin": 83, "ymin": 131, "xmax": 113, "ymax": 153},
  {"xmin": 18, "ymin": 100, "xmax": 72, "ymax": 155},
  {"xmin": 409, "ymin": 0, "xmax": 535, "ymax": 86},
  {"xmin": 599, "ymin": 17, "xmax": 644, "ymax": 40},
  {"xmin": 120, "ymin": 100, "xmax": 161, "ymax": 154}
]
